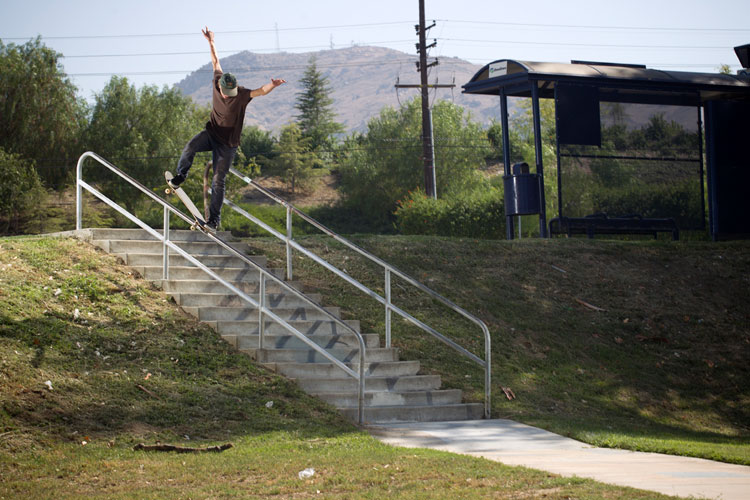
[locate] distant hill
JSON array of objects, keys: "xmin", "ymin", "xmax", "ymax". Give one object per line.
[{"xmin": 175, "ymin": 46, "xmax": 502, "ymax": 133}]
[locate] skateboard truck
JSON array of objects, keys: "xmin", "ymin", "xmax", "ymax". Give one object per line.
[{"xmin": 164, "ymin": 171, "xmax": 214, "ymax": 233}]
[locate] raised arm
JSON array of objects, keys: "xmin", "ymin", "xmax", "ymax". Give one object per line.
[
  {"xmin": 250, "ymin": 78, "xmax": 287, "ymax": 98},
  {"xmin": 202, "ymin": 27, "xmax": 222, "ymax": 73}
]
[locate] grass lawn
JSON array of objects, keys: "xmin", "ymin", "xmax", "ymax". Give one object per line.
[
  {"xmin": 0, "ymin": 233, "xmax": 746, "ymax": 498},
  {"xmin": 243, "ymin": 233, "xmax": 750, "ymax": 466}
]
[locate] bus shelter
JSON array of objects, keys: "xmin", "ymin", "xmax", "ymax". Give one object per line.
[{"xmin": 463, "ymin": 57, "xmax": 750, "ymax": 240}]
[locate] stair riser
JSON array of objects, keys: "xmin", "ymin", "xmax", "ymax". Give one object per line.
[
  {"xmin": 85, "ymin": 228, "xmax": 232, "ymax": 242},
  {"xmin": 214, "ymin": 319, "xmax": 361, "ymax": 336},
  {"xmin": 316, "ymin": 390, "xmax": 464, "ymax": 408},
  {"xmin": 160, "ymin": 280, "xmax": 298, "ymax": 294},
  {"xmin": 171, "ymin": 293, "xmax": 321, "ymax": 309},
  {"xmin": 269, "ymin": 361, "xmax": 421, "ymax": 378},
  {"xmin": 248, "ymin": 348, "xmax": 397, "ymax": 364},
  {"xmin": 101, "ymin": 240, "xmax": 252, "ymax": 256},
  {"xmin": 123, "ymin": 253, "xmax": 267, "ymax": 269},
  {"xmin": 187, "ymin": 306, "xmax": 340, "ymax": 322},
  {"xmin": 294, "ymin": 375, "xmax": 442, "ymax": 393},
  {"xmin": 228, "ymin": 333, "xmax": 379, "ymax": 350},
  {"xmin": 339, "ymin": 404, "xmax": 485, "ymax": 424},
  {"xmin": 136, "ymin": 267, "xmax": 284, "ymax": 281}
]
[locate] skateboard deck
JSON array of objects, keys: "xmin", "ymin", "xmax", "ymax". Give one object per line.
[{"xmin": 165, "ymin": 171, "xmax": 213, "ymax": 233}]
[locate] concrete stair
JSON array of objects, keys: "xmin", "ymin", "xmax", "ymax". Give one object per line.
[{"xmin": 80, "ymin": 228, "xmax": 484, "ymax": 423}]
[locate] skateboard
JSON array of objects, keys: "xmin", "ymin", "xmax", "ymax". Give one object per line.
[{"xmin": 164, "ymin": 171, "xmax": 214, "ymax": 233}]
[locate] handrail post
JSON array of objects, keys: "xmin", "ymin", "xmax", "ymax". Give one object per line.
[
  {"xmin": 485, "ymin": 339, "xmax": 492, "ymax": 419},
  {"xmin": 259, "ymin": 271, "xmax": 266, "ymax": 350},
  {"xmin": 385, "ymin": 269, "xmax": 392, "ymax": 348},
  {"xmin": 162, "ymin": 207, "xmax": 170, "ymax": 281},
  {"xmin": 286, "ymin": 205, "xmax": 293, "ymax": 281},
  {"xmin": 76, "ymin": 156, "xmax": 83, "ymax": 231}
]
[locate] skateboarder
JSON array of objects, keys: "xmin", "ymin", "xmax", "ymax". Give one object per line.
[{"xmin": 169, "ymin": 27, "xmax": 286, "ymax": 230}]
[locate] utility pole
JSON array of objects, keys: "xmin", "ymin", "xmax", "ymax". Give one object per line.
[
  {"xmin": 395, "ymin": 1, "xmax": 454, "ymax": 199},
  {"xmin": 417, "ymin": 0, "xmax": 437, "ymax": 198}
]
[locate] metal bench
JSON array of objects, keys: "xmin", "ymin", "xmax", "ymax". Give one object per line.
[{"xmin": 549, "ymin": 213, "xmax": 679, "ymax": 240}]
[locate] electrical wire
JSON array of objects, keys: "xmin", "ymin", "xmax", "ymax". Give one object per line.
[
  {"xmin": 1, "ymin": 22, "xmax": 416, "ymax": 41},
  {"xmin": 60, "ymin": 40, "xmax": 416, "ymax": 58},
  {"xmin": 436, "ymin": 19, "xmax": 750, "ymax": 33}
]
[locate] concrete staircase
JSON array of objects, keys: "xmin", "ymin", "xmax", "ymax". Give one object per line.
[{"xmin": 82, "ymin": 228, "xmax": 484, "ymax": 423}]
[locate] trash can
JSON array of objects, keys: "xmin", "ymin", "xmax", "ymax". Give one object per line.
[{"xmin": 504, "ymin": 162, "xmax": 541, "ymax": 216}]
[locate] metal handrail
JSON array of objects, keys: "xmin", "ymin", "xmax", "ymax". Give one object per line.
[
  {"xmin": 228, "ymin": 167, "xmax": 492, "ymax": 418},
  {"xmin": 75, "ymin": 152, "xmax": 366, "ymax": 423}
]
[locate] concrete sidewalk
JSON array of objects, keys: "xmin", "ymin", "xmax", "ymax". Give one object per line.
[{"xmin": 368, "ymin": 419, "xmax": 750, "ymax": 499}]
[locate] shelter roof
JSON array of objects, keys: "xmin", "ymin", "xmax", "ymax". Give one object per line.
[{"xmin": 463, "ymin": 59, "xmax": 750, "ymax": 106}]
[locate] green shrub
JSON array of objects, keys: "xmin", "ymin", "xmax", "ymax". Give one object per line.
[
  {"xmin": 0, "ymin": 148, "xmax": 47, "ymax": 234},
  {"xmin": 394, "ymin": 189, "xmax": 506, "ymax": 239},
  {"xmin": 592, "ymin": 180, "xmax": 704, "ymax": 229}
]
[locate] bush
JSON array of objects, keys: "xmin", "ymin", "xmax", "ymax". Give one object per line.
[
  {"xmin": 394, "ymin": 189, "xmax": 506, "ymax": 239},
  {"xmin": 0, "ymin": 148, "xmax": 47, "ymax": 234},
  {"xmin": 338, "ymin": 98, "xmax": 490, "ymax": 226},
  {"xmin": 592, "ymin": 180, "xmax": 704, "ymax": 229}
]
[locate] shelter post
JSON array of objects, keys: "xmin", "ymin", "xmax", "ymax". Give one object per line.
[
  {"xmin": 500, "ymin": 88, "xmax": 514, "ymax": 239},
  {"xmin": 531, "ymin": 84, "xmax": 548, "ymax": 237}
]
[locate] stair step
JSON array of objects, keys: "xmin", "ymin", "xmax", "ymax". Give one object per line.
[
  {"xmin": 246, "ymin": 347, "xmax": 398, "ymax": 363},
  {"xmin": 82, "ymin": 228, "xmax": 235, "ymax": 242},
  {"xmin": 225, "ymin": 332, "xmax": 379, "ymax": 350},
  {"xmin": 213, "ymin": 319, "xmax": 361, "ymax": 336},
  {"xmin": 119, "ymin": 252, "xmax": 267, "ymax": 269},
  {"xmin": 159, "ymin": 279, "xmax": 301, "ymax": 294},
  {"xmin": 184, "ymin": 305, "xmax": 341, "ymax": 322},
  {"xmin": 134, "ymin": 266, "xmax": 284, "ymax": 281},
  {"xmin": 294, "ymin": 375, "xmax": 442, "ymax": 393},
  {"xmin": 170, "ymin": 292, "xmax": 322, "ymax": 308},
  {"xmin": 267, "ymin": 360, "xmax": 421, "ymax": 378},
  {"xmin": 316, "ymin": 389, "xmax": 464, "ymax": 408},
  {"xmin": 96, "ymin": 239, "xmax": 252, "ymax": 256},
  {"xmin": 340, "ymin": 403, "xmax": 485, "ymax": 424}
]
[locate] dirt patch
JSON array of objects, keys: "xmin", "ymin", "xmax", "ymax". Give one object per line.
[{"xmin": 238, "ymin": 173, "xmax": 341, "ymax": 207}]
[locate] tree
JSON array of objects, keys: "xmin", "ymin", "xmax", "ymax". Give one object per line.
[
  {"xmin": 0, "ymin": 148, "xmax": 47, "ymax": 234},
  {"xmin": 0, "ymin": 38, "xmax": 86, "ymax": 189},
  {"xmin": 84, "ymin": 76, "xmax": 207, "ymax": 211},
  {"xmin": 263, "ymin": 123, "xmax": 316, "ymax": 194},
  {"xmin": 339, "ymin": 98, "xmax": 489, "ymax": 222},
  {"xmin": 240, "ymin": 125, "xmax": 277, "ymax": 176},
  {"xmin": 294, "ymin": 57, "xmax": 344, "ymax": 153}
]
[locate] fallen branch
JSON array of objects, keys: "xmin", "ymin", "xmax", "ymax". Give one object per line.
[
  {"xmin": 133, "ymin": 443, "xmax": 233, "ymax": 453},
  {"xmin": 575, "ymin": 298, "xmax": 606, "ymax": 312},
  {"xmin": 136, "ymin": 384, "xmax": 161, "ymax": 400}
]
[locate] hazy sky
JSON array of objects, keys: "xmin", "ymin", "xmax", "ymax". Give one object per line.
[{"xmin": 2, "ymin": 0, "xmax": 748, "ymax": 101}]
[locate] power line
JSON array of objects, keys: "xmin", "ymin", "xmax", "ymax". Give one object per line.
[
  {"xmin": 439, "ymin": 38, "xmax": 735, "ymax": 51},
  {"xmin": 60, "ymin": 40, "xmax": 415, "ymax": 59},
  {"xmin": 1, "ymin": 22, "xmax": 415, "ymax": 41},
  {"xmin": 437, "ymin": 19, "xmax": 750, "ymax": 33},
  {"xmin": 65, "ymin": 57, "xmax": 419, "ymax": 78}
]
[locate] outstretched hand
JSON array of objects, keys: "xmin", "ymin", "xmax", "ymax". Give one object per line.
[
  {"xmin": 271, "ymin": 78, "xmax": 286, "ymax": 87},
  {"xmin": 202, "ymin": 26, "xmax": 214, "ymax": 43}
]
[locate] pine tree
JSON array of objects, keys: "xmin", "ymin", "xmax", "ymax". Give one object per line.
[
  {"xmin": 265, "ymin": 124, "xmax": 316, "ymax": 194},
  {"xmin": 294, "ymin": 57, "xmax": 344, "ymax": 152}
]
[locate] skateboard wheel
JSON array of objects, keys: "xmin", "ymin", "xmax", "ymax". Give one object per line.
[{"xmin": 165, "ymin": 188, "xmax": 172, "ymax": 195}]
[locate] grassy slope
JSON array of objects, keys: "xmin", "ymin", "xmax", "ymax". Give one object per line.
[
  {"xmin": 244, "ymin": 234, "xmax": 750, "ymax": 465},
  {"xmin": 0, "ymin": 236, "xmax": 675, "ymax": 499}
]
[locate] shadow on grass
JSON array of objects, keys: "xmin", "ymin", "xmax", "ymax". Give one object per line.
[{"xmin": 1, "ymin": 313, "xmax": 359, "ymax": 445}]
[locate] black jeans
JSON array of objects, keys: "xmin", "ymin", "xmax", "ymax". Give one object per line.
[{"xmin": 176, "ymin": 129, "xmax": 237, "ymax": 225}]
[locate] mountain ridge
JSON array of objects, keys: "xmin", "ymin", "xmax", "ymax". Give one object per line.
[{"xmin": 175, "ymin": 46, "xmax": 501, "ymax": 133}]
